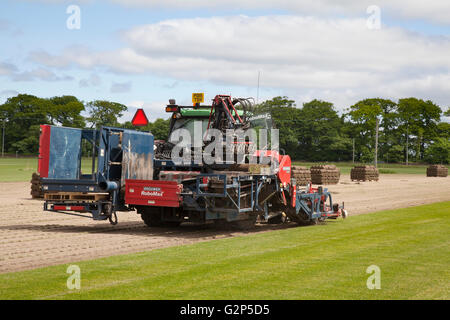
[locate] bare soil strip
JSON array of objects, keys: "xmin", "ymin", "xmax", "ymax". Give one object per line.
[{"xmin": 0, "ymin": 174, "xmax": 449, "ymax": 273}]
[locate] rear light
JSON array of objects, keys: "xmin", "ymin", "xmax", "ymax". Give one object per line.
[
  {"xmin": 166, "ymin": 106, "xmax": 179, "ymax": 112},
  {"xmin": 53, "ymin": 205, "xmax": 85, "ymax": 211}
]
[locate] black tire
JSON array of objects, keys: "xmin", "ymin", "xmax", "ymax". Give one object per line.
[
  {"xmin": 162, "ymin": 221, "xmax": 182, "ymax": 227},
  {"xmin": 287, "ymin": 208, "xmax": 318, "ymax": 226},
  {"xmin": 230, "ymin": 219, "xmax": 256, "ymax": 231},
  {"xmin": 267, "ymin": 213, "xmax": 286, "ymax": 224},
  {"xmin": 141, "ymin": 212, "xmax": 162, "ymax": 227},
  {"xmin": 214, "ymin": 215, "xmax": 257, "ymax": 231},
  {"xmin": 138, "ymin": 207, "xmax": 181, "ymax": 228}
]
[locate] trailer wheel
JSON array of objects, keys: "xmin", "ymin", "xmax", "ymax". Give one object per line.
[
  {"xmin": 140, "ymin": 209, "xmax": 163, "ymax": 227},
  {"xmin": 213, "ymin": 215, "xmax": 257, "ymax": 231},
  {"xmin": 267, "ymin": 212, "xmax": 286, "ymax": 224},
  {"xmin": 230, "ymin": 220, "xmax": 255, "ymax": 230},
  {"xmin": 138, "ymin": 207, "xmax": 181, "ymax": 228}
]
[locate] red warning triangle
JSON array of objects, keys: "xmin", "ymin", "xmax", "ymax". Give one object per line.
[{"xmin": 132, "ymin": 108, "xmax": 149, "ymax": 126}]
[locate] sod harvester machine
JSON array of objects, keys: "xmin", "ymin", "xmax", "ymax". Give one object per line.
[{"xmin": 40, "ymin": 94, "xmax": 347, "ymax": 228}]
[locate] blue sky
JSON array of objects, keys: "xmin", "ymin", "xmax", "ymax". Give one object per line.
[{"xmin": 1, "ymin": 0, "xmax": 449, "ymax": 122}]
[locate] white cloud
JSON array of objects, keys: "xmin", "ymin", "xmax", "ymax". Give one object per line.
[
  {"xmin": 0, "ymin": 62, "xmax": 18, "ymax": 75},
  {"xmin": 112, "ymin": 0, "xmax": 450, "ymax": 25},
  {"xmin": 29, "ymin": 47, "xmax": 98, "ymax": 68},
  {"xmin": 110, "ymin": 80, "xmax": 132, "ymax": 93},
  {"xmin": 79, "ymin": 73, "xmax": 102, "ymax": 87},
  {"xmin": 29, "ymin": 15, "xmax": 450, "ymax": 109},
  {"xmin": 0, "ymin": 90, "xmax": 19, "ymax": 97},
  {"xmin": 1, "ymin": 59, "xmax": 73, "ymax": 82},
  {"xmin": 19, "ymin": 0, "xmax": 450, "ymax": 25},
  {"xmin": 0, "ymin": 18, "xmax": 23, "ymax": 36},
  {"xmin": 11, "ymin": 67, "xmax": 73, "ymax": 82}
]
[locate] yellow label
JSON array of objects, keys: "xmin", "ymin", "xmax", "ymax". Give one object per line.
[{"xmin": 192, "ymin": 93, "xmax": 204, "ymax": 104}]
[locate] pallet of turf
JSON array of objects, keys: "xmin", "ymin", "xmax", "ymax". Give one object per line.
[
  {"xmin": 351, "ymin": 165, "xmax": 380, "ymax": 182},
  {"xmin": 30, "ymin": 172, "xmax": 44, "ymax": 199},
  {"xmin": 310, "ymin": 165, "xmax": 340, "ymax": 185},
  {"xmin": 291, "ymin": 166, "xmax": 311, "ymax": 185},
  {"xmin": 426, "ymin": 165, "xmax": 448, "ymax": 177}
]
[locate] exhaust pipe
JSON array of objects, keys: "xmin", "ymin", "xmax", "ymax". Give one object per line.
[{"xmin": 99, "ymin": 181, "xmax": 119, "ymax": 192}]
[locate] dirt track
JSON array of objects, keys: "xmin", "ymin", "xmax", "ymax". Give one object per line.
[{"xmin": 1, "ymin": 174, "xmax": 449, "ymax": 273}]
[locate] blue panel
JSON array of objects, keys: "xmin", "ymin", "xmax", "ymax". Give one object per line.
[
  {"xmin": 48, "ymin": 126, "xmax": 82, "ymax": 179},
  {"xmin": 96, "ymin": 129, "xmax": 107, "ymax": 179},
  {"xmin": 123, "ymin": 130, "xmax": 154, "ymax": 155},
  {"xmin": 121, "ymin": 130, "xmax": 154, "ymax": 184}
]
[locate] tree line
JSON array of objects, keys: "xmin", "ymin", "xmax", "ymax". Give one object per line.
[
  {"xmin": 0, "ymin": 94, "xmax": 170, "ymax": 155},
  {"xmin": 0, "ymin": 93, "xmax": 448, "ymax": 164},
  {"xmin": 257, "ymin": 96, "xmax": 449, "ymax": 164}
]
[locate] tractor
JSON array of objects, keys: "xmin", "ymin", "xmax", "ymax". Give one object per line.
[{"xmin": 40, "ymin": 94, "xmax": 347, "ymax": 229}]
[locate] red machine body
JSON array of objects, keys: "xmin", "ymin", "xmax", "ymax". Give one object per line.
[
  {"xmin": 253, "ymin": 150, "xmax": 292, "ymax": 186},
  {"xmin": 38, "ymin": 124, "xmax": 51, "ymax": 178},
  {"xmin": 125, "ymin": 180, "xmax": 183, "ymax": 207}
]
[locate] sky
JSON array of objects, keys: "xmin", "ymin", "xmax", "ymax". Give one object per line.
[{"xmin": 0, "ymin": 0, "xmax": 449, "ymax": 122}]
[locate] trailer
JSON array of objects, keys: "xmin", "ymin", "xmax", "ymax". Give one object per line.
[{"xmin": 40, "ymin": 125, "xmax": 153, "ymax": 224}]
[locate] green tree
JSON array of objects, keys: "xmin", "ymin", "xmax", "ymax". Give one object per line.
[
  {"xmin": 86, "ymin": 100, "xmax": 128, "ymax": 128},
  {"xmin": 397, "ymin": 98, "xmax": 442, "ymax": 162},
  {"xmin": 326, "ymin": 135, "xmax": 353, "ymax": 162},
  {"xmin": 299, "ymin": 100, "xmax": 350, "ymax": 161},
  {"xmin": 384, "ymin": 144, "xmax": 404, "ymax": 163},
  {"xmin": 437, "ymin": 122, "xmax": 450, "ymax": 139},
  {"xmin": 121, "ymin": 121, "xmax": 135, "ymax": 130},
  {"xmin": 0, "ymin": 94, "xmax": 49, "ymax": 154},
  {"xmin": 346, "ymin": 98, "xmax": 405, "ymax": 163},
  {"xmin": 48, "ymin": 96, "xmax": 85, "ymax": 128},
  {"xmin": 256, "ymin": 96, "xmax": 296, "ymax": 114},
  {"xmin": 424, "ymin": 138, "xmax": 450, "ymax": 164},
  {"xmin": 122, "ymin": 118, "xmax": 170, "ymax": 141},
  {"xmin": 255, "ymin": 96, "xmax": 301, "ymax": 158},
  {"xmin": 0, "ymin": 94, "xmax": 87, "ymax": 154},
  {"xmin": 149, "ymin": 118, "xmax": 170, "ymax": 140}
]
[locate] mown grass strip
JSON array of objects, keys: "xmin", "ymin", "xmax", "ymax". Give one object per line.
[
  {"xmin": 0, "ymin": 158, "xmax": 94, "ymax": 182},
  {"xmin": 0, "ymin": 202, "xmax": 449, "ymax": 300}
]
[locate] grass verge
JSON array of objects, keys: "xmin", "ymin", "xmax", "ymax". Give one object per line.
[
  {"xmin": 0, "ymin": 158, "xmax": 94, "ymax": 182},
  {"xmin": 0, "ymin": 158, "xmax": 443, "ymax": 182},
  {"xmin": 0, "ymin": 158, "xmax": 37, "ymax": 182},
  {"xmin": 0, "ymin": 202, "xmax": 449, "ymax": 300}
]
